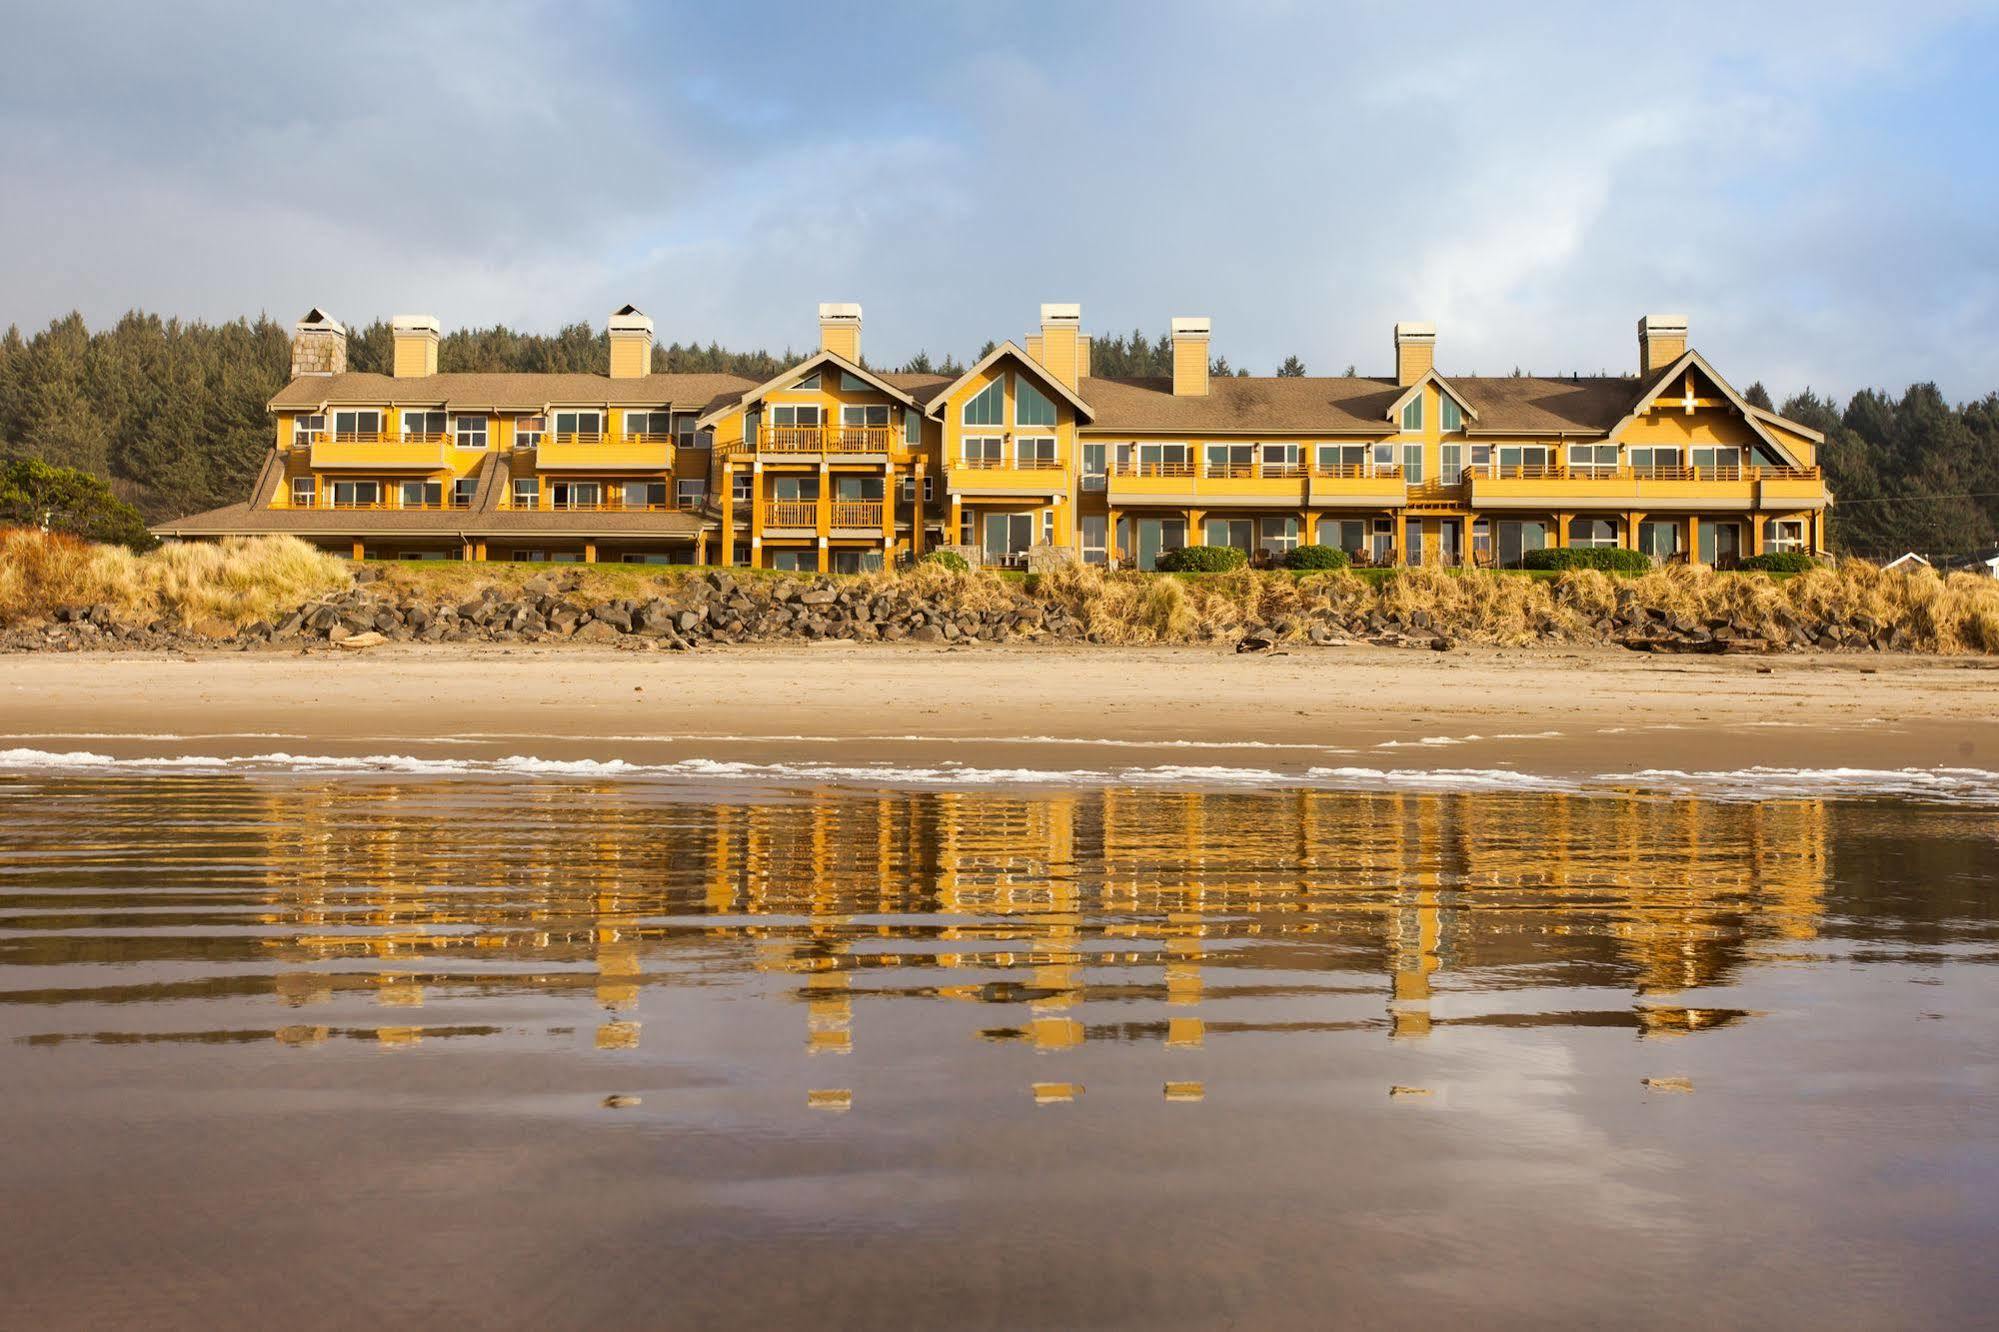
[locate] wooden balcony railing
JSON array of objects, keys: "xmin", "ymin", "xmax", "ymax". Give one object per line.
[
  {"xmin": 759, "ymin": 425, "xmax": 897, "ymax": 454},
  {"xmin": 955, "ymin": 452, "xmax": 1067, "ymax": 471},
  {"xmin": 1464, "ymin": 464, "xmax": 1823, "ymax": 483},
  {"xmin": 1110, "ymin": 460, "xmax": 1404, "ymax": 480},
  {"xmin": 831, "ymin": 501, "xmax": 884, "ymax": 528},
  {"xmin": 767, "ymin": 501, "xmax": 819, "ymax": 526},
  {"xmin": 309, "ymin": 497, "xmax": 474, "ymax": 511},
  {"xmin": 514, "ymin": 496, "xmax": 677, "ymax": 512}
]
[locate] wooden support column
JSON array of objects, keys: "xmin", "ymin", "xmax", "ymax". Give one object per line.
[
  {"xmin": 718, "ymin": 460, "xmax": 734, "ymax": 567},
  {"xmin": 1552, "ymin": 512, "xmax": 1570, "ymax": 549},
  {"xmin": 817, "ymin": 537, "xmax": 830, "ymax": 574},
  {"xmin": 816, "ymin": 461, "xmax": 832, "ymax": 543},
  {"xmin": 1300, "ymin": 508, "xmax": 1312, "ymax": 548},
  {"xmin": 749, "ymin": 460, "xmax": 765, "ymax": 568},
  {"xmin": 1813, "ymin": 508, "xmax": 1827, "ymax": 555},
  {"xmin": 1626, "ymin": 510, "xmax": 1645, "ymax": 552},
  {"xmin": 949, "ymin": 492, "xmax": 963, "ymax": 550},
  {"xmin": 475, "ymin": 540, "xmax": 487, "ymax": 562},
  {"xmin": 1106, "ymin": 506, "xmax": 1120, "ymax": 566},
  {"xmin": 881, "ymin": 461, "xmax": 895, "ymax": 555},
  {"xmin": 351, "ymin": 539, "xmax": 365, "ymax": 561},
  {"xmin": 696, "ymin": 530, "xmax": 708, "ymax": 566},
  {"xmin": 1187, "ymin": 508, "xmax": 1206, "ymax": 546},
  {"xmin": 1749, "ymin": 515, "xmax": 1766, "ymax": 557},
  {"xmin": 1687, "ymin": 515, "xmax": 1701, "ymax": 566},
  {"xmin": 912, "ymin": 459, "xmax": 927, "ymax": 558},
  {"xmin": 584, "ymin": 541, "xmax": 597, "ymax": 564},
  {"xmin": 461, "ymin": 539, "xmax": 475, "ymax": 562}
]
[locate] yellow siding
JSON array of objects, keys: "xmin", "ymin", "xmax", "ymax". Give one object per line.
[{"xmin": 1171, "ymin": 337, "xmax": 1208, "ymax": 397}]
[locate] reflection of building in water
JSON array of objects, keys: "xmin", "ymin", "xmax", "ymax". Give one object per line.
[{"xmin": 239, "ymin": 780, "xmax": 1828, "ymax": 1069}]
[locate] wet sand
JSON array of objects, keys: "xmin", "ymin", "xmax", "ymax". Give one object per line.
[{"xmin": 2, "ymin": 644, "xmax": 1996, "ymax": 778}]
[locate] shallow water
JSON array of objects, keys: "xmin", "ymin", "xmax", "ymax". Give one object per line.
[{"xmin": 2, "ymin": 774, "xmax": 1996, "ymax": 1328}]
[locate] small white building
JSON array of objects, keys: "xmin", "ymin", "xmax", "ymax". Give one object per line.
[
  {"xmin": 1883, "ymin": 552, "xmax": 1932, "ymax": 572},
  {"xmin": 1946, "ymin": 549, "xmax": 1999, "ymax": 579}
]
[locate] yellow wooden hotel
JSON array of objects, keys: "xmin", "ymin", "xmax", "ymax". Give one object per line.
[{"xmin": 156, "ymin": 302, "xmax": 1831, "ymax": 570}]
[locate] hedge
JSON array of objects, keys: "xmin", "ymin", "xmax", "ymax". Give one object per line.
[
  {"xmin": 1521, "ymin": 546, "xmax": 1654, "ymax": 574},
  {"xmin": 1156, "ymin": 544, "xmax": 1248, "ymax": 573},
  {"xmin": 1738, "ymin": 551, "xmax": 1818, "ymax": 574},
  {"xmin": 921, "ymin": 549, "xmax": 970, "ymax": 572},
  {"xmin": 1283, "ymin": 544, "xmax": 1351, "ymax": 571}
]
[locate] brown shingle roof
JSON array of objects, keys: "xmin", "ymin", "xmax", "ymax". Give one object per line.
[
  {"xmin": 152, "ymin": 503, "xmax": 710, "ymax": 540},
  {"xmin": 877, "ymin": 372, "xmax": 953, "ymax": 407},
  {"xmin": 1077, "ymin": 374, "xmax": 1645, "ymax": 436},
  {"xmin": 268, "ymin": 371, "xmax": 757, "ymax": 413}
]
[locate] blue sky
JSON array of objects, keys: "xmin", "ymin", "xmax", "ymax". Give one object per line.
[{"xmin": 2, "ymin": 0, "xmax": 1996, "ymax": 398}]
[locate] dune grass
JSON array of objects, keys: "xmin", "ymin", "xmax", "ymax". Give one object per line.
[{"xmin": 5, "ymin": 530, "xmax": 1996, "ymax": 651}]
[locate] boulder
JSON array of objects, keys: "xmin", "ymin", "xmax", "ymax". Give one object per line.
[{"xmin": 336, "ymin": 631, "xmax": 387, "ymax": 650}]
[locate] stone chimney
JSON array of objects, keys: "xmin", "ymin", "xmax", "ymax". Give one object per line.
[
  {"xmin": 1039, "ymin": 303, "xmax": 1082, "ymax": 391},
  {"xmin": 608, "ymin": 305, "xmax": 654, "ymax": 379},
  {"xmin": 1639, "ymin": 313, "xmax": 1688, "ymax": 376},
  {"xmin": 1171, "ymin": 317, "xmax": 1210, "ymax": 397},
  {"xmin": 290, "ymin": 308, "xmax": 347, "ymax": 378},
  {"xmin": 818, "ymin": 303, "xmax": 862, "ymax": 361},
  {"xmin": 1394, "ymin": 322, "xmax": 1435, "ymax": 387},
  {"xmin": 391, "ymin": 314, "xmax": 440, "ymax": 378}
]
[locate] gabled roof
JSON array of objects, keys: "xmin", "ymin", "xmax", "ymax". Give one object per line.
[
  {"xmin": 1384, "ymin": 370, "xmax": 1479, "ymax": 426},
  {"xmin": 922, "ymin": 341, "xmax": 1097, "ymax": 422},
  {"xmin": 1609, "ymin": 349, "xmax": 1802, "ymax": 465},
  {"xmin": 1749, "ymin": 403, "xmax": 1826, "ymax": 445},
  {"xmin": 1075, "ymin": 373, "xmax": 1644, "ymax": 436},
  {"xmin": 696, "ymin": 349, "xmax": 919, "ymax": 427},
  {"xmin": 267, "ymin": 371, "xmax": 754, "ymax": 414}
]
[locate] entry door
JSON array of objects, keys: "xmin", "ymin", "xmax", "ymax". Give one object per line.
[
  {"xmin": 1437, "ymin": 520, "xmax": 1462, "ymax": 566},
  {"xmin": 984, "ymin": 513, "xmax": 1032, "ymax": 563},
  {"xmin": 1205, "ymin": 518, "xmax": 1253, "ymax": 551},
  {"xmin": 1136, "ymin": 518, "xmax": 1187, "ymax": 570},
  {"xmin": 1497, "ymin": 520, "xmax": 1547, "ymax": 569},
  {"xmin": 1700, "ymin": 521, "xmax": 1742, "ymax": 566}
]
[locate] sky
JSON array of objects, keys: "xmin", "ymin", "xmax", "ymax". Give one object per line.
[{"xmin": 2, "ymin": 0, "xmax": 1996, "ymax": 400}]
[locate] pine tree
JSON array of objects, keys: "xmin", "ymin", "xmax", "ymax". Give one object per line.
[{"xmin": 1277, "ymin": 355, "xmax": 1306, "ymax": 377}]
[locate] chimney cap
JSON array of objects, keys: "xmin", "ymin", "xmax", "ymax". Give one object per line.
[
  {"xmin": 1394, "ymin": 321, "xmax": 1437, "ymax": 341},
  {"xmin": 1040, "ymin": 303, "xmax": 1081, "ymax": 325},
  {"xmin": 390, "ymin": 314, "xmax": 440, "ymax": 335},
  {"xmin": 1638, "ymin": 313, "xmax": 1689, "ymax": 335},
  {"xmin": 1170, "ymin": 316, "xmax": 1211, "ymax": 337},
  {"xmin": 296, "ymin": 308, "xmax": 346, "ymax": 335},
  {"xmin": 818, "ymin": 302, "xmax": 863, "ymax": 322},
  {"xmin": 609, "ymin": 305, "xmax": 654, "ymax": 335}
]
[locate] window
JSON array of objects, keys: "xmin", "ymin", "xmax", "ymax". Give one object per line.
[
  {"xmin": 625, "ymin": 411, "xmax": 672, "ymax": 438},
  {"xmin": 1497, "ymin": 444, "xmax": 1553, "ymax": 474},
  {"xmin": 1015, "ymin": 377, "xmax": 1057, "ymax": 427},
  {"xmin": 1405, "ymin": 518, "xmax": 1424, "ymax": 566},
  {"xmin": 454, "ymin": 415, "xmax": 488, "ymax": 449},
  {"xmin": 1042, "ymin": 508, "xmax": 1055, "ymax": 546},
  {"xmin": 1440, "ymin": 396, "xmax": 1463, "ymax": 432},
  {"xmin": 902, "ymin": 476, "xmax": 917, "ymax": 503},
  {"xmin": 515, "ymin": 415, "xmax": 545, "ymax": 450},
  {"xmin": 1638, "ymin": 520, "xmax": 1681, "ymax": 560},
  {"xmin": 398, "ymin": 551, "xmax": 447, "ymax": 561},
  {"xmin": 1081, "ymin": 514, "xmax": 1107, "ymax": 565},
  {"xmin": 675, "ymin": 415, "xmax": 696, "ymax": 448},
  {"xmin": 1081, "ymin": 442, "xmax": 1107, "ymax": 491},
  {"xmin": 963, "ymin": 376, "xmax": 1004, "ymax": 426},
  {"xmin": 512, "ymin": 477, "xmax": 539, "ymax": 510},
  {"xmin": 831, "ymin": 549, "xmax": 885, "ymax": 574},
  {"xmin": 622, "ymin": 553, "xmax": 676, "ymax": 565},
  {"xmin": 1569, "ymin": 517, "xmax": 1620, "ymax": 547},
  {"xmin": 1136, "ymin": 443, "xmax": 1191, "ymax": 475},
  {"xmin": 1569, "ymin": 444, "xmax": 1618, "ymax": 475},
  {"xmin": 292, "ymin": 414, "xmax": 325, "ymax": 447},
  {"xmin": 623, "ymin": 481, "xmax": 669, "ymax": 509},
  {"xmin": 511, "ymin": 550, "xmax": 548, "ymax": 563},
  {"xmin": 1469, "ymin": 443, "xmax": 1493, "ymax": 476},
  {"xmin": 1373, "ymin": 442, "xmax": 1399, "ymax": 472},
  {"xmin": 770, "ymin": 404, "xmax": 821, "ymax": 427},
  {"xmin": 835, "ymin": 476, "xmax": 884, "ymax": 501},
  {"xmin": 1764, "ymin": 519, "xmax": 1806, "ymax": 552},
  {"xmin": 331, "ymin": 480, "xmax": 380, "ymax": 507},
  {"xmin": 1207, "ymin": 444, "xmax": 1253, "ymax": 477},
  {"xmin": 731, "ymin": 472, "xmax": 752, "ymax": 505},
  {"xmin": 290, "ymin": 476, "xmax": 316, "ymax": 507},
  {"xmin": 1400, "ymin": 395, "xmax": 1423, "ymax": 432},
  {"xmin": 550, "ymin": 481, "xmax": 601, "ymax": 510},
  {"xmin": 1693, "ymin": 446, "xmax": 1743, "ymax": 476},
  {"xmin": 771, "ymin": 550, "xmax": 814, "ymax": 572},
  {"xmin": 1439, "ymin": 444, "xmax": 1463, "ymax": 483},
  {"xmin": 838, "ymin": 372, "xmax": 869, "ymax": 392},
  {"xmin": 676, "ymin": 479, "xmax": 707, "ymax": 510},
  {"xmin": 841, "ymin": 405, "xmax": 890, "ymax": 427},
  {"xmin": 1206, "ymin": 518, "xmax": 1253, "ymax": 551},
  {"xmin": 452, "ymin": 477, "xmax": 477, "ymax": 508},
  {"xmin": 792, "ymin": 371, "xmax": 822, "ymax": 391},
  {"xmin": 904, "ymin": 411, "xmax": 922, "ymax": 446},
  {"xmin": 397, "ymin": 480, "xmax": 442, "ymax": 508},
  {"xmin": 1318, "ymin": 443, "xmax": 1368, "ymax": 473},
  {"xmin": 962, "ymin": 436, "xmax": 1003, "ymax": 466},
  {"xmin": 1318, "ymin": 518, "xmax": 1367, "ymax": 554},
  {"xmin": 1262, "ymin": 443, "xmax": 1301, "ymax": 475},
  {"xmin": 1259, "ymin": 517, "xmax": 1299, "ymax": 555},
  {"xmin": 1402, "ymin": 444, "xmax": 1424, "ymax": 485},
  {"xmin": 553, "ymin": 410, "xmax": 603, "ymax": 438},
  {"xmin": 773, "ymin": 476, "xmax": 819, "ymax": 502},
  {"xmin": 1496, "ymin": 520, "xmax": 1548, "ymax": 568},
  {"xmin": 332, "ymin": 409, "xmax": 381, "ymax": 439},
  {"xmin": 1371, "ymin": 517, "xmax": 1394, "ymax": 563},
  {"xmin": 1629, "ymin": 446, "xmax": 1682, "ymax": 474},
  {"xmin": 1016, "ymin": 436, "xmax": 1057, "ymax": 467},
  {"xmin": 924, "ymin": 475, "xmax": 934, "ymax": 501},
  {"xmin": 402, "ymin": 410, "xmax": 446, "ymax": 439},
  {"xmin": 983, "ymin": 512, "xmax": 1036, "ymax": 563}
]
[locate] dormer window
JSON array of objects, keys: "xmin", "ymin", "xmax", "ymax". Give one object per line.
[
  {"xmin": 1400, "ymin": 396, "xmax": 1423, "ymax": 432},
  {"xmin": 292, "ymin": 414, "xmax": 326, "ymax": 447}
]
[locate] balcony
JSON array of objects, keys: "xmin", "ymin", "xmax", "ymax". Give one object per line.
[
  {"xmin": 757, "ymin": 425, "xmax": 899, "ymax": 457},
  {"xmin": 757, "ymin": 500, "xmax": 887, "ymax": 531},
  {"xmin": 766, "ymin": 501, "xmax": 818, "ymax": 528},
  {"xmin": 1108, "ymin": 459, "xmax": 1406, "ymax": 508},
  {"xmin": 947, "ymin": 449, "xmax": 1071, "ymax": 497},
  {"xmin": 305, "ymin": 432, "xmax": 450, "ymax": 469},
  {"xmin": 531, "ymin": 432, "xmax": 675, "ymax": 470},
  {"xmin": 1465, "ymin": 464, "xmax": 1825, "ymax": 511},
  {"xmin": 505, "ymin": 495, "xmax": 678, "ymax": 513}
]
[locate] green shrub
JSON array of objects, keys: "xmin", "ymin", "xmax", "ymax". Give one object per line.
[
  {"xmin": 0, "ymin": 458, "xmax": 157, "ymax": 552},
  {"xmin": 1521, "ymin": 546, "xmax": 1652, "ymax": 574},
  {"xmin": 1156, "ymin": 544, "xmax": 1248, "ymax": 573},
  {"xmin": 1739, "ymin": 551, "xmax": 1818, "ymax": 574},
  {"xmin": 1283, "ymin": 544, "xmax": 1350, "ymax": 571},
  {"xmin": 921, "ymin": 549, "xmax": 969, "ymax": 572}
]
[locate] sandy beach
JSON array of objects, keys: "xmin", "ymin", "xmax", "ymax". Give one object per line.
[{"xmin": 3, "ymin": 643, "xmax": 1994, "ymax": 782}]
